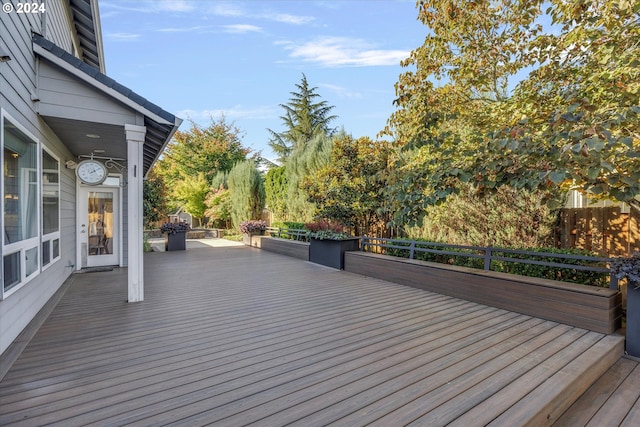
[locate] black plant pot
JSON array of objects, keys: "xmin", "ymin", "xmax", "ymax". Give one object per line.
[
  {"xmin": 309, "ymin": 237, "xmax": 360, "ymax": 269},
  {"xmin": 627, "ymin": 281, "xmax": 640, "ymax": 357},
  {"xmin": 165, "ymin": 231, "xmax": 186, "ymax": 251}
]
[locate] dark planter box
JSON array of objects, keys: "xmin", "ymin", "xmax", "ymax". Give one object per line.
[
  {"xmin": 627, "ymin": 282, "xmax": 640, "ymax": 357},
  {"xmin": 165, "ymin": 232, "xmax": 186, "ymax": 251},
  {"xmin": 309, "ymin": 237, "xmax": 360, "ymax": 269}
]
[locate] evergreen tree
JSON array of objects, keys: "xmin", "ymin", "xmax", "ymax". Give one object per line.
[
  {"xmin": 228, "ymin": 160, "xmax": 266, "ymax": 228},
  {"xmin": 267, "ymin": 73, "xmax": 338, "ymax": 164}
]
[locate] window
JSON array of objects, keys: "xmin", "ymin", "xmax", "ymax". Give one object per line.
[
  {"xmin": 2, "ymin": 113, "xmax": 40, "ymax": 296},
  {"xmin": 1, "ymin": 111, "xmax": 64, "ymax": 298},
  {"xmin": 42, "ymin": 148, "xmax": 60, "ymax": 269}
]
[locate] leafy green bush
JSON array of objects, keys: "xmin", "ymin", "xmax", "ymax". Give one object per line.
[
  {"xmin": 491, "ymin": 247, "xmax": 609, "ymax": 287},
  {"xmin": 380, "ymin": 239, "xmax": 608, "ymax": 287},
  {"xmin": 272, "ymin": 221, "xmax": 306, "ymax": 230}
]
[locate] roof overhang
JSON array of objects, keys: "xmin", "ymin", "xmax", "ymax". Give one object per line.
[
  {"xmin": 65, "ymin": 0, "xmax": 106, "ymax": 73},
  {"xmin": 32, "ymin": 34, "xmax": 182, "ymax": 175}
]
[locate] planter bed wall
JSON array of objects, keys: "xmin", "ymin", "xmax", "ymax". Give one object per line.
[
  {"xmin": 259, "ymin": 237, "xmax": 310, "ymax": 260},
  {"xmin": 345, "ymin": 251, "xmax": 621, "ymax": 334}
]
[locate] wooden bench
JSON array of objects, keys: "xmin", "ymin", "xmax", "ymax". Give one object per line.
[
  {"xmin": 345, "ymin": 251, "xmax": 621, "ymax": 334},
  {"xmin": 258, "ymin": 237, "xmax": 310, "ymax": 261}
]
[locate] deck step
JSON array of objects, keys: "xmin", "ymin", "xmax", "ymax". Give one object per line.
[
  {"xmin": 554, "ymin": 356, "xmax": 640, "ymax": 426},
  {"xmin": 443, "ymin": 333, "xmax": 625, "ymax": 426},
  {"xmin": 492, "ymin": 333, "xmax": 625, "ymax": 426}
]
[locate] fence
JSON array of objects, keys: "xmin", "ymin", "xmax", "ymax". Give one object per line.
[
  {"xmin": 263, "ymin": 228, "xmax": 618, "ymax": 289},
  {"xmin": 266, "ymin": 227, "xmax": 310, "ymax": 242},
  {"xmin": 560, "ymin": 207, "xmax": 639, "ymax": 257},
  {"xmin": 360, "ymin": 236, "xmax": 618, "ymax": 290}
]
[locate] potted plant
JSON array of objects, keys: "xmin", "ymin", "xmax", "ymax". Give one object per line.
[
  {"xmin": 611, "ymin": 252, "xmax": 640, "ymax": 357},
  {"xmin": 161, "ymin": 222, "xmax": 190, "ymax": 251},
  {"xmin": 305, "ymin": 220, "xmax": 359, "ymax": 269},
  {"xmin": 240, "ymin": 220, "xmax": 267, "ymax": 246}
]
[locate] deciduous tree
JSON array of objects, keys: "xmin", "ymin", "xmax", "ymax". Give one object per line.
[{"xmin": 304, "ymin": 135, "xmax": 393, "ymax": 235}]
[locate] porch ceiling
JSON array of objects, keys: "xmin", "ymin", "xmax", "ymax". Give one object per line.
[{"xmin": 42, "ymin": 117, "xmax": 127, "ymax": 160}]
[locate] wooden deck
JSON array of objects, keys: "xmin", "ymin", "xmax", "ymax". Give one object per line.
[{"xmin": 0, "ymin": 244, "xmax": 630, "ymax": 426}]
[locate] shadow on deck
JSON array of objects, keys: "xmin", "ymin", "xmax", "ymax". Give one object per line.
[{"xmin": 0, "ymin": 244, "xmax": 636, "ymax": 426}]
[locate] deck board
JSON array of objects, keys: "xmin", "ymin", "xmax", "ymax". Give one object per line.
[{"xmin": 0, "ymin": 245, "xmax": 629, "ymax": 426}]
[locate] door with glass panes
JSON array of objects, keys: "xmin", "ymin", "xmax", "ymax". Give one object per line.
[{"xmin": 78, "ymin": 186, "xmax": 119, "ymax": 267}]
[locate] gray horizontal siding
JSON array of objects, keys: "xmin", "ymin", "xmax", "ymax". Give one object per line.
[{"xmin": 0, "ymin": 1, "xmax": 78, "ymax": 356}]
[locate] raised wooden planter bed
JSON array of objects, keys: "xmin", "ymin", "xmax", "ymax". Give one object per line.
[
  {"xmin": 345, "ymin": 251, "xmax": 622, "ymax": 334},
  {"xmin": 259, "ymin": 237, "xmax": 309, "ymax": 261}
]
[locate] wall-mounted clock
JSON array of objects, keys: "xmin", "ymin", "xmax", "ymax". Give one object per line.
[{"xmin": 76, "ymin": 159, "xmax": 108, "ymax": 185}]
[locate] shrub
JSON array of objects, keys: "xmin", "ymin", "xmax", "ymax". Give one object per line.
[
  {"xmin": 160, "ymin": 222, "xmax": 190, "ymax": 234},
  {"xmin": 381, "ymin": 238, "xmax": 608, "ymax": 287},
  {"xmin": 304, "ymin": 220, "xmax": 350, "ymax": 240},
  {"xmin": 239, "ymin": 220, "xmax": 267, "ymax": 234},
  {"xmin": 610, "ymin": 252, "xmax": 640, "ymax": 284}
]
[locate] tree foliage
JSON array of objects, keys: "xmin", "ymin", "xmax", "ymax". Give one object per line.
[
  {"xmin": 143, "ymin": 170, "xmax": 167, "ymax": 228},
  {"xmin": 406, "ymin": 186, "xmax": 558, "ymax": 249},
  {"xmin": 283, "ymin": 133, "xmax": 334, "ymax": 223},
  {"xmin": 303, "ymin": 136, "xmax": 393, "ymax": 235},
  {"xmin": 227, "ymin": 160, "xmax": 266, "ymax": 228},
  {"xmin": 264, "ymin": 166, "xmax": 288, "ymax": 222},
  {"xmin": 173, "ymin": 172, "xmax": 209, "ymax": 227},
  {"xmin": 153, "ymin": 116, "xmax": 250, "ymax": 221},
  {"xmin": 385, "ymin": 0, "xmax": 639, "ymax": 227},
  {"xmin": 267, "ymin": 73, "xmax": 338, "ymax": 164}
]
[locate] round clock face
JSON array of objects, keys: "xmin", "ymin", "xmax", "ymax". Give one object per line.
[{"xmin": 76, "ymin": 160, "xmax": 107, "ymax": 185}]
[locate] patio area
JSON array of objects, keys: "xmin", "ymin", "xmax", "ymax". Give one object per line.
[{"xmin": 0, "ymin": 243, "xmax": 635, "ymax": 426}]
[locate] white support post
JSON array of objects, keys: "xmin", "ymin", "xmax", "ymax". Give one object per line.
[{"xmin": 125, "ymin": 124, "xmax": 146, "ymax": 302}]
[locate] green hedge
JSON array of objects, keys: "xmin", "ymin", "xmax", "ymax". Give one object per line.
[
  {"xmin": 270, "ymin": 222, "xmax": 308, "ymax": 240},
  {"xmin": 381, "ymin": 239, "xmax": 608, "ymax": 287}
]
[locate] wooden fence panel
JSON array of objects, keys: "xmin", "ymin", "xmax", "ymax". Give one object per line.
[{"xmin": 560, "ymin": 207, "xmax": 639, "ymax": 257}]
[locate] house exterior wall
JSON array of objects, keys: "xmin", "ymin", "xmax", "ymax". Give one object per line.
[
  {"xmin": 0, "ymin": 1, "xmax": 78, "ymax": 355},
  {"xmin": 43, "ymin": 0, "xmax": 76, "ymax": 54},
  {"xmin": 38, "ymin": 62, "xmax": 139, "ymax": 125}
]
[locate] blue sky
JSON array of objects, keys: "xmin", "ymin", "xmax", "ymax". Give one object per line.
[{"xmin": 99, "ymin": 0, "xmax": 425, "ymax": 162}]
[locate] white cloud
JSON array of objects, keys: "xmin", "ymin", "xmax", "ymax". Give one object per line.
[
  {"xmin": 177, "ymin": 105, "xmax": 279, "ymax": 122},
  {"xmin": 156, "ymin": 0, "xmax": 194, "ymax": 12},
  {"xmin": 157, "ymin": 25, "xmax": 210, "ymax": 33},
  {"xmin": 281, "ymin": 36, "xmax": 409, "ymax": 67},
  {"xmin": 101, "ymin": 0, "xmax": 194, "ymax": 14},
  {"xmin": 223, "ymin": 24, "xmax": 263, "ymax": 34},
  {"xmin": 318, "ymin": 83, "xmax": 363, "ymax": 99},
  {"xmin": 209, "ymin": 2, "xmax": 245, "ymax": 17},
  {"xmin": 106, "ymin": 32, "xmax": 141, "ymax": 42},
  {"xmin": 267, "ymin": 13, "xmax": 314, "ymax": 25},
  {"xmin": 208, "ymin": 2, "xmax": 313, "ymax": 25}
]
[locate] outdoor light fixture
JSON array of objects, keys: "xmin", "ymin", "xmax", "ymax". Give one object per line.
[{"xmin": 0, "ymin": 47, "xmax": 11, "ymax": 62}]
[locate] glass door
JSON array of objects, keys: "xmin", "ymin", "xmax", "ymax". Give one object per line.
[{"xmin": 79, "ymin": 187, "xmax": 119, "ymax": 267}]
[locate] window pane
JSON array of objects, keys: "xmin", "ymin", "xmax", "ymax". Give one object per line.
[
  {"xmin": 52, "ymin": 238, "xmax": 60, "ymax": 259},
  {"xmin": 3, "ymin": 119, "xmax": 38, "ymax": 243},
  {"xmin": 25, "ymin": 247, "xmax": 38, "ymax": 277},
  {"xmin": 3, "ymin": 252, "xmax": 20, "ymax": 291},
  {"xmin": 42, "ymin": 241, "xmax": 51, "ymax": 266},
  {"xmin": 42, "ymin": 150, "xmax": 59, "ymax": 235}
]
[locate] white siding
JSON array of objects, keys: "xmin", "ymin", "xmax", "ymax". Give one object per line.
[{"xmin": 0, "ymin": 1, "xmax": 77, "ymax": 355}]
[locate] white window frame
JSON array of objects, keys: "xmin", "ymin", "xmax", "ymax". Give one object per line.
[
  {"xmin": 41, "ymin": 146, "xmax": 61, "ymax": 270},
  {"xmin": 1, "ymin": 109, "xmax": 41, "ymax": 299}
]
